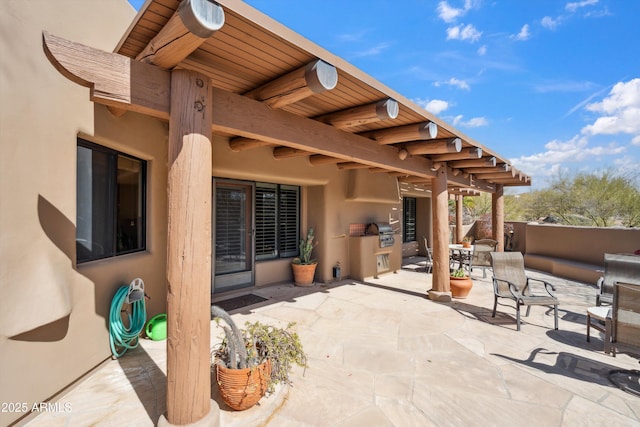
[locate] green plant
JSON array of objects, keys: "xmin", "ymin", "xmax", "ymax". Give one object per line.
[
  {"xmin": 292, "ymin": 227, "xmax": 317, "ymax": 265},
  {"xmin": 451, "ymin": 268, "xmax": 467, "ymax": 278},
  {"xmin": 211, "ymin": 306, "xmax": 307, "ymax": 393}
]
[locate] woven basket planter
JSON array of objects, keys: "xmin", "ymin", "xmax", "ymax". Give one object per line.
[{"xmin": 215, "ymin": 359, "xmax": 272, "ymax": 411}]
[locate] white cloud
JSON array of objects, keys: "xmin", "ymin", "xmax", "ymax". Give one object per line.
[
  {"xmin": 477, "ymin": 45, "xmax": 487, "ymax": 56},
  {"xmin": 451, "ymin": 114, "xmax": 487, "ymax": 127},
  {"xmin": 512, "ymin": 24, "xmax": 531, "ymax": 41},
  {"xmin": 541, "ymin": 16, "xmax": 560, "ymax": 30},
  {"xmin": 511, "ymin": 135, "xmax": 626, "ymax": 181},
  {"xmin": 566, "ymin": 0, "xmax": 598, "ymax": 13},
  {"xmin": 437, "ymin": 1, "xmax": 465, "ymax": 23},
  {"xmin": 582, "ymin": 78, "xmax": 640, "ymax": 136},
  {"xmin": 446, "ymin": 24, "xmax": 482, "ymax": 42},
  {"xmin": 437, "ymin": 0, "xmax": 479, "ymax": 23},
  {"xmin": 632, "ymin": 136, "xmax": 640, "ymax": 146},
  {"xmin": 350, "ymin": 42, "xmax": 392, "ymax": 58},
  {"xmin": 435, "ymin": 77, "xmax": 471, "ymax": 90},
  {"xmin": 415, "ymin": 98, "xmax": 450, "ymax": 115}
]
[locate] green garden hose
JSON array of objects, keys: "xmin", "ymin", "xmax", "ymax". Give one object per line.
[{"xmin": 109, "ymin": 285, "xmax": 146, "ymax": 358}]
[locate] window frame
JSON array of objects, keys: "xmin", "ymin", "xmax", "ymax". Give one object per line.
[
  {"xmin": 403, "ymin": 196, "xmax": 417, "ymax": 243},
  {"xmin": 76, "ymin": 138, "xmax": 147, "ymax": 264},
  {"xmin": 254, "ymin": 182, "xmax": 300, "ymax": 261}
]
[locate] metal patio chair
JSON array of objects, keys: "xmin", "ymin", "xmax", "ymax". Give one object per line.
[
  {"xmin": 490, "ymin": 252, "xmax": 559, "ymax": 331},
  {"xmin": 471, "ymin": 238, "xmax": 498, "ymax": 278},
  {"xmin": 604, "ymin": 281, "xmax": 640, "ymax": 357},
  {"xmin": 422, "ymin": 236, "xmax": 433, "ymax": 274},
  {"xmin": 596, "ymin": 253, "xmax": 640, "ymax": 306}
]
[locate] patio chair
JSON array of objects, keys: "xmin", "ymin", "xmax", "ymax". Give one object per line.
[
  {"xmin": 604, "ymin": 281, "xmax": 640, "ymax": 357},
  {"xmin": 490, "ymin": 252, "xmax": 559, "ymax": 331},
  {"xmin": 471, "ymin": 239, "xmax": 498, "ymax": 278},
  {"xmin": 422, "ymin": 236, "xmax": 433, "ymax": 274},
  {"xmin": 596, "ymin": 253, "xmax": 640, "ymax": 306}
]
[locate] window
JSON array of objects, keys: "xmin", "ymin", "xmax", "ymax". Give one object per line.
[
  {"xmin": 255, "ymin": 183, "xmax": 299, "ymax": 260},
  {"xmin": 403, "ymin": 197, "xmax": 417, "ymax": 243},
  {"xmin": 76, "ymin": 139, "xmax": 146, "ymax": 263}
]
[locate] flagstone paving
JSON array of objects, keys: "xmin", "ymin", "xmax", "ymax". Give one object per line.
[{"xmin": 23, "ymin": 262, "xmax": 640, "ymax": 426}]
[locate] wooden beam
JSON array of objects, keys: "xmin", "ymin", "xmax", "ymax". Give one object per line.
[
  {"xmin": 359, "ymin": 121, "xmax": 438, "ymax": 145},
  {"xmin": 228, "ymin": 137, "xmax": 272, "ymax": 152},
  {"xmin": 400, "ymin": 176, "xmax": 435, "ymax": 183},
  {"xmin": 449, "ymin": 157, "xmax": 497, "ymax": 169},
  {"xmin": 337, "ymin": 162, "xmax": 370, "ymax": 170},
  {"xmin": 315, "ymin": 98, "xmax": 399, "ymax": 129},
  {"xmin": 211, "ymin": 89, "xmax": 449, "ymax": 180},
  {"xmin": 244, "ymin": 59, "xmax": 338, "ymax": 108},
  {"xmin": 368, "ymin": 167, "xmax": 388, "ymax": 173},
  {"xmin": 43, "ymin": 32, "xmax": 171, "ymax": 120},
  {"xmin": 404, "ymin": 138, "xmax": 462, "ymax": 155},
  {"xmin": 165, "ymin": 70, "xmax": 214, "ymax": 425},
  {"xmin": 477, "ymin": 170, "xmax": 517, "ymax": 180},
  {"xmin": 308, "ymin": 154, "xmax": 342, "ymax": 166},
  {"xmin": 137, "ymin": 0, "xmax": 224, "ymax": 69},
  {"xmin": 430, "ymin": 147, "xmax": 482, "ymax": 162},
  {"xmin": 462, "ymin": 165, "xmax": 509, "ymax": 174},
  {"xmin": 273, "ymin": 146, "xmax": 312, "ymax": 159}
]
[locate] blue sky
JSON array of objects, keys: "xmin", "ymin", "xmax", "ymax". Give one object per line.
[{"xmin": 128, "ymin": 0, "xmax": 640, "ymax": 190}]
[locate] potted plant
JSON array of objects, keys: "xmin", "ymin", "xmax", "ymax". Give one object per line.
[
  {"xmin": 449, "ymin": 268, "xmax": 473, "ymax": 298},
  {"xmin": 211, "ymin": 306, "xmax": 307, "ymax": 411},
  {"xmin": 291, "ymin": 227, "xmax": 318, "ymax": 286},
  {"xmin": 460, "ymin": 237, "xmax": 472, "ymax": 248}
]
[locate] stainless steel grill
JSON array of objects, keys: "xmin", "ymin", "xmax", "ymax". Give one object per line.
[{"xmin": 366, "ymin": 222, "xmax": 395, "ymax": 248}]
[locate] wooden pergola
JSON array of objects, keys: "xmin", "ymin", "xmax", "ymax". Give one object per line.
[{"xmin": 43, "ymin": 0, "xmax": 530, "ymax": 424}]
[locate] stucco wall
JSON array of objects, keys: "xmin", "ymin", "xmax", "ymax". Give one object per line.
[
  {"xmin": 0, "ymin": 1, "xmax": 170, "ymax": 425},
  {"xmin": 525, "ymin": 223, "xmax": 640, "ymax": 266}
]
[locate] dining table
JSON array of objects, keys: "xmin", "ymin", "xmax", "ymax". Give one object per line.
[{"xmin": 449, "ymin": 244, "xmax": 474, "ymax": 272}]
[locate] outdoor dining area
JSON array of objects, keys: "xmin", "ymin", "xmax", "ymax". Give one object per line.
[{"xmin": 24, "ymin": 259, "xmax": 640, "ymax": 426}]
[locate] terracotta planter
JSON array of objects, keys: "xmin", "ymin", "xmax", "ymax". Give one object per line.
[
  {"xmin": 461, "ymin": 241, "xmax": 471, "ymax": 248},
  {"xmin": 450, "ymin": 276, "xmax": 473, "ymax": 298},
  {"xmin": 215, "ymin": 359, "xmax": 271, "ymax": 411},
  {"xmin": 292, "ymin": 263, "xmax": 317, "ymax": 286}
]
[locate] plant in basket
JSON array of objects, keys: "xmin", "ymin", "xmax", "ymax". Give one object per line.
[{"xmin": 211, "ymin": 306, "xmax": 307, "ymax": 411}]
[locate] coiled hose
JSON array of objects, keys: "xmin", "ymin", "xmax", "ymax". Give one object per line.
[{"xmin": 109, "ymin": 285, "xmax": 146, "ymax": 359}]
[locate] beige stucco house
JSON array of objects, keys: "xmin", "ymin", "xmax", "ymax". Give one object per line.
[{"xmin": 1, "ymin": 0, "xmax": 532, "ymax": 425}]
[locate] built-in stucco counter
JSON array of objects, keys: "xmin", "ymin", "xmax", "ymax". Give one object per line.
[{"xmin": 349, "ymin": 235, "xmax": 402, "ymax": 281}]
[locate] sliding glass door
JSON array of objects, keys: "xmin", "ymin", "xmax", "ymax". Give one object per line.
[{"xmin": 213, "ymin": 180, "xmax": 254, "ymax": 292}]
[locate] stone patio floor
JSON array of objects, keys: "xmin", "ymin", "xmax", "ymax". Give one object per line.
[{"xmin": 22, "ymin": 261, "xmax": 640, "ymax": 426}]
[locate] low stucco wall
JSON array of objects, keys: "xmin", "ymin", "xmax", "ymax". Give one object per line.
[{"xmin": 524, "ymin": 223, "xmax": 640, "ymax": 283}]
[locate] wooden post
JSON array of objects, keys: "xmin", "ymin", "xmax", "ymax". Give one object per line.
[
  {"xmin": 428, "ymin": 167, "xmax": 451, "ymax": 301},
  {"xmin": 162, "ymin": 69, "xmax": 216, "ymax": 426},
  {"xmin": 492, "ymin": 184, "xmax": 504, "ymax": 252},
  {"xmin": 455, "ymin": 194, "xmax": 464, "ymax": 243}
]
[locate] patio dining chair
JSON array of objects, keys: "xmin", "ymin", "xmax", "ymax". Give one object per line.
[
  {"xmin": 470, "ymin": 239, "xmax": 498, "ymax": 278},
  {"xmin": 422, "ymin": 236, "xmax": 433, "ymax": 274},
  {"xmin": 596, "ymin": 253, "xmax": 640, "ymax": 306},
  {"xmin": 490, "ymin": 252, "xmax": 559, "ymax": 331},
  {"xmin": 604, "ymin": 281, "xmax": 640, "ymax": 357}
]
